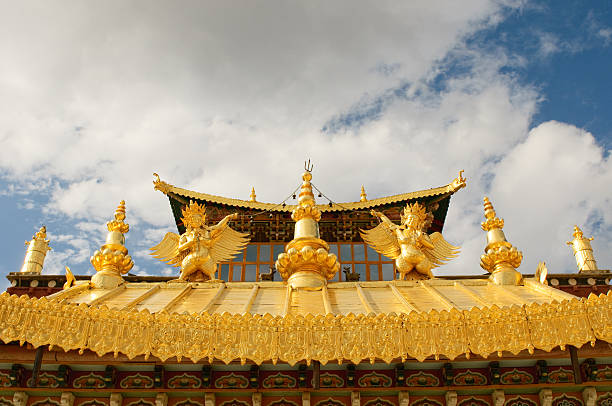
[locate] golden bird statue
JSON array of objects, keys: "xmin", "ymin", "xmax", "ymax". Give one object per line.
[
  {"xmin": 361, "ymin": 202, "xmax": 460, "ymax": 280},
  {"xmin": 150, "ymin": 201, "xmax": 250, "ymax": 282}
]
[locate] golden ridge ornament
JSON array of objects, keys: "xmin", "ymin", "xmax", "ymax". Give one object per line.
[
  {"xmin": 150, "ymin": 201, "xmax": 249, "ymax": 282},
  {"xmin": 361, "ymin": 202, "xmax": 459, "ymax": 280}
]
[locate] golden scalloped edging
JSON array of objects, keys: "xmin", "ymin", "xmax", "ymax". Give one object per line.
[
  {"xmin": 0, "ymin": 290, "xmax": 610, "ymax": 365},
  {"xmin": 156, "ymin": 181, "xmax": 458, "ymax": 213}
]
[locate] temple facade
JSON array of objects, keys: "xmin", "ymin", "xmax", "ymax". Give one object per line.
[{"xmin": 0, "ymin": 169, "xmax": 610, "ymax": 406}]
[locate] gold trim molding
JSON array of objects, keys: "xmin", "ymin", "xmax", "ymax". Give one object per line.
[
  {"xmin": 152, "ymin": 173, "xmax": 464, "ymax": 213},
  {"xmin": 0, "ymin": 290, "xmax": 609, "ymax": 365}
]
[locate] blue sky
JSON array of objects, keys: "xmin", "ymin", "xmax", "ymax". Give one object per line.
[{"xmin": 1, "ymin": 1, "xmax": 611, "ymax": 290}]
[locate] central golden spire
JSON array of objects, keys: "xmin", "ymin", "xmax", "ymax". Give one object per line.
[{"xmin": 275, "ymin": 167, "xmax": 340, "ymax": 289}]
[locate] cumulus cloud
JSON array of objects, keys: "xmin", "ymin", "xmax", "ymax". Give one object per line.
[{"xmin": 0, "ymin": 0, "xmax": 610, "ymax": 281}]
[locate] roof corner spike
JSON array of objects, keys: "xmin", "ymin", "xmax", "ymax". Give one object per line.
[
  {"xmin": 90, "ymin": 200, "xmax": 134, "ymax": 289},
  {"xmin": 19, "ymin": 225, "xmax": 52, "ymax": 274},
  {"xmin": 360, "ymin": 186, "xmax": 367, "ymax": 202},
  {"xmin": 250, "ymin": 187, "xmax": 257, "ymax": 202},
  {"xmin": 449, "ymin": 170, "xmax": 467, "ymax": 192},
  {"xmin": 153, "ymin": 172, "xmax": 173, "ymax": 194},
  {"xmin": 567, "ymin": 225, "xmax": 600, "ymax": 273},
  {"xmin": 480, "ymin": 197, "xmax": 523, "ymax": 285}
]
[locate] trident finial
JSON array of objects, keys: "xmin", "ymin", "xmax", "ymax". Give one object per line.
[{"xmin": 304, "ymin": 159, "xmax": 313, "ymax": 173}]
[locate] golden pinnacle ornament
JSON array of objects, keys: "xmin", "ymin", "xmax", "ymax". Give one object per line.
[
  {"xmin": 479, "ymin": 197, "xmax": 523, "ymax": 285},
  {"xmin": 90, "ymin": 200, "xmax": 134, "ymax": 289},
  {"xmin": 275, "ymin": 163, "xmax": 340, "ymax": 289}
]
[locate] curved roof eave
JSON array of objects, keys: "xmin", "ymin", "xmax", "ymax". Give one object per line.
[{"xmin": 152, "ymin": 172, "xmax": 467, "ymax": 213}]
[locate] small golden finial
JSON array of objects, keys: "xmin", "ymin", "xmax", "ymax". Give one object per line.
[
  {"xmin": 19, "ymin": 225, "xmax": 52, "ymax": 274},
  {"xmin": 480, "ymin": 197, "xmax": 523, "ymax": 285},
  {"xmin": 90, "ymin": 201, "xmax": 134, "ymax": 289},
  {"xmin": 566, "ymin": 225, "xmax": 600, "ymax": 273},
  {"xmin": 250, "ymin": 187, "xmax": 257, "ymax": 202},
  {"xmin": 360, "ymin": 186, "xmax": 367, "ymax": 202}
]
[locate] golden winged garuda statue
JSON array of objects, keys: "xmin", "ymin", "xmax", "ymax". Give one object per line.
[
  {"xmin": 360, "ymin": 202, "xmax": 460, "ymax": 280},
  {"xmin": 150, "ymin": 201, "xmax": 250, "ymax": 282}
]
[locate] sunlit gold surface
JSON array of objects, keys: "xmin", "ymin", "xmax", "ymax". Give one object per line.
[
  {"xmin": 90, "ymin": 201, "xmax": 133, "ymax": 289},
  {"xmin": 150, "ymin": 201, "xmax": 250, "ymax": 282},
  {"xmin": 361, "ymin": 203, "xmax": 459, "ymax": 280},
  {"xmin": 250, "ymin": 187, "xmax": 257, "ymax": 202},
  {"xmin": 152, "ymin": 173, "xmax": 466, "ymax": 212},
  {"xmin": 480, "ymin": 197, "xmax": 523, "ymax": 285},
  {"xmin": 275, "ymin": 171, "xmax": 339, "ymax": 288},
  {"xmin": 567, "ymin": 225, "xmax": 600, "ymax": 273},
  {"xmin": 0, "ymin": 280, "xmax": 608, "ymax": 365},
  {"xmin": 19, "ymin": 226, "xmax": 51, "ymax": 274},
  {"xmin": 360, "ymin": 186, "xmax": 367, "ymax": 202},
  {"xmin": 449, "ymin": 170, "xmax": 467, "ymax": 192}
]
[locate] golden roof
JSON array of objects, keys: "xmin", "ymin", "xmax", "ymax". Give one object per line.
[
  {"xmin": 152, "ymin": 173, "xmax": 466, "ymax": 212},
  {"xmin": 1, "ymin": 278, "xmax": 610, "ymax": 365}
]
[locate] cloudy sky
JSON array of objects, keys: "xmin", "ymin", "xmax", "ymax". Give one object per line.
[{"xmin": 1, "ymin": 1, "xmax": 611, "ymax": 289}]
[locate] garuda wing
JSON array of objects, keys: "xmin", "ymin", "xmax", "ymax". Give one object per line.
[
  {"xmin": 150, "ymin": 232, "xmax": 183, "ymax": 267},
  {"xmin": 359, "ymin": 223, "xmax": 401, "ymax": 260},
  {"xmin": 423, "ymin": 232, "xmax": 460, "ymax": 269},
  {"xmin": 209, "ymin": 226, "xmax": 251, "ymax": 264}
]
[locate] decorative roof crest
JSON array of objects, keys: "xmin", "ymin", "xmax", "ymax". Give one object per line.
[
  {"xmin": 181, "ymin": 200, "xmax": 207, "ymax": 229},
  {"xmin": 400, "ymin": 201, "xmax": 429, "ymax": 226}
]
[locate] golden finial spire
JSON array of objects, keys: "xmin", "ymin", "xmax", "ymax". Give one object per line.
[
  {"xmin": 90, "ymin": 200, "xmax": 134, "ymax": 289},
  {"xmin": 19, "ymin": 226, "xmax": 51, "ymax": 274},
  {"xmin": 480, "ymin": 197, "xmax": 523, "ymax": 285},
  {"xmin": 567, "ymin": 225, "xmax": 600, "ymax": 273},
  {"xmin": 360, "ymin": 186, "xmax": 367, "ymax": 202},
  {"xmin": 250, "ymin": 187, "xmax": 257, "ymax": 202},
  {"xmin": 275, "ymin": 163, "xmax": 339, "ymax": 289}
]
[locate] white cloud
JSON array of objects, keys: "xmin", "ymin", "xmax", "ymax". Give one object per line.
[{"xmin": 0, "ymin": 1, "xmax": 611, "ymax": 280}]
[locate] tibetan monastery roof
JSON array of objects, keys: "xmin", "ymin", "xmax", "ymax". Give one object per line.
[
  {"xmin": 1, "ymin": 279, "xmax": 610, "ymax": 365},
  {"xmin": 152, "ymin": 174, "xmax": 466, "ymax": 212}
]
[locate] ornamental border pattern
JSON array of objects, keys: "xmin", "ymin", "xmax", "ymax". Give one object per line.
[{"xmin": 0, "ymin": 290, "xmax": 609, "ymax": 365}]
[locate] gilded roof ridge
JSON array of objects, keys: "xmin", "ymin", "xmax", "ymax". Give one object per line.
[{"xmin": 152, "ymin": 171, "xmax": 467, "ymax": 212}]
